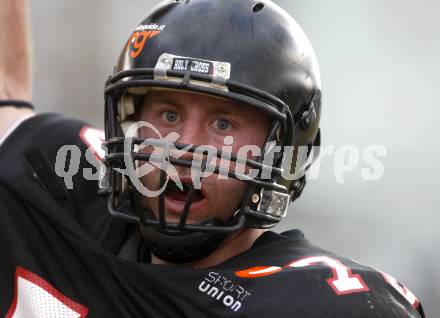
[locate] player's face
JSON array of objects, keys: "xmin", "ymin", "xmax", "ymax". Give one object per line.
[{"xmin": 137, "ymin": 90, "xmax": 271, "ymax": 224}]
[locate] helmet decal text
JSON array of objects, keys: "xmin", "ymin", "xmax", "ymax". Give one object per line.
[{"xmin": 127, "ymin": 23, "xmax": 166, "ymax": 58}]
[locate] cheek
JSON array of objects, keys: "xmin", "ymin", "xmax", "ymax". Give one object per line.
[
  {"xmin": 138, "ymin": 124, "xmax": 165, "ymax": 139},
  {"xmin": 228, "ymin": 130, "xmax": 268, "ymax": 159},
  {"xmin": 206, "ymin": 177, "xmax": 247, "ymax": 212},
  {"xmin": 138, "ymin": 111, "xmax": 176, "ymax": 139},
  {"xmin": 213, "ymin": 149, "xmax": 261, "ymax": 182}
]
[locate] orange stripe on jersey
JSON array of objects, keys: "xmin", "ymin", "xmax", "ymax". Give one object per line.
[{"xmin": 235, "ymin": 266, "xmax": 282, "ymax": 278}]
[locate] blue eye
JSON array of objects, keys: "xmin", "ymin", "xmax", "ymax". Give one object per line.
[
  {"xmin": 162, "ymin": 111, "xmax": 178, "ymax": 122},
  {"xmin": 214, "ymin": 118, "xmax": 230, "ymax": 130}
]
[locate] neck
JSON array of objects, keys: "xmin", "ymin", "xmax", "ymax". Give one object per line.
[
  {"xmin": 0, "ymin": 106, "xmax": 34, "ymax": 139},
  {"xmin": 151, "ymin": 228, "xmax": 265, "ymax": 268}
]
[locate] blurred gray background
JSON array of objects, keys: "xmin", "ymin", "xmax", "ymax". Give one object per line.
[{"xmin": 30, "ymin": 0, "xmax": 439, "ymax": 315}]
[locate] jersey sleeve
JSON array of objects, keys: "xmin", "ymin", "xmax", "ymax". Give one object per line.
[{"xmin": 0, "ymin": 113, "xmax": 127, "ymax": 253}]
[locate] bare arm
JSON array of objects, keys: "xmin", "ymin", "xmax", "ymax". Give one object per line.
[
  {"xmin": 0, "ymin": 0, "xmax": 34, "ymax": 139},
  {"xmin": 0, "ymin": 0, "xmax": 31, "ymax": 100}
]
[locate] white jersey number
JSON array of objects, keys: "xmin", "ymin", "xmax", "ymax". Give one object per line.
[{"xmin": 287, "ymin": 256, "xmax": 369, "ymax": 295}]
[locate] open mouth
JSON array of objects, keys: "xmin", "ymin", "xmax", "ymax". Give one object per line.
[{"xmin": 164, "ymin": 180, "xmax": 205, "ymax": 204}]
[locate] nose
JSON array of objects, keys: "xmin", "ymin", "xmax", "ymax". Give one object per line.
[
  {"xmin": 172, "ymin": 117, "xmax": 206, "ymax": 163},
  {"xmin": 177, "ymin": 120, "xmax": 204, "ymax": 146}
]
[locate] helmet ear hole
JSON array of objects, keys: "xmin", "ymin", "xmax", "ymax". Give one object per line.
[{"xmin": 252, "ymin": 3, "xmax": 264, "ymax": 13}]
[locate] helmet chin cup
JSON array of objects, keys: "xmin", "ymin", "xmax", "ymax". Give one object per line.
[{"xmin": 140, "ymin": 217, "xmax": 226, "ymax": 263}]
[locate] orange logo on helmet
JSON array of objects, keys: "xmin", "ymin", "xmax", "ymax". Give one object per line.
[{"xmin": 128, "ymin": 30, "xmax": 161, "ymax": 58}]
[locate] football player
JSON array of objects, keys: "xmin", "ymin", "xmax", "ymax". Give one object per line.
[{"xmin": 0, "ymin": 0, "xmax": 425, "ymax": 317}]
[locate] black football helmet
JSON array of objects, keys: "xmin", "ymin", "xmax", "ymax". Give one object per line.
[{"xmin": 101, "ymin": 0, "xmax": 321, "ymax": 262}]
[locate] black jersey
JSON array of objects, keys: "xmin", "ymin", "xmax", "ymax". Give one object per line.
[{"xmin": 0, "ymin": 113, "xmax": 424, "ymax": 317}]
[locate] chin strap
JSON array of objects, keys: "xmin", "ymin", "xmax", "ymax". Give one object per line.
[{"xmin": 0, "ymin": 100, "xmax": 34, "ymax": 109}]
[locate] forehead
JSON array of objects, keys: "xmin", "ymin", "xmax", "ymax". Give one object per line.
[{"xmin": 141, "ymin": 89, "xmax": 260, "ymax": 116}]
